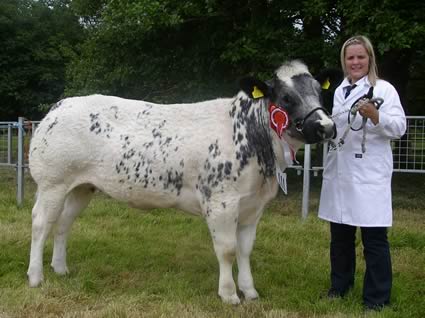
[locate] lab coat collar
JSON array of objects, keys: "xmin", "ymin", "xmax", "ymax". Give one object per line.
[
  {"xmin": 342, "ymin": 76, "xmax": 372, "ymax": 103},
  {"xmin": 342, "ymin": 76, "xmax": 371, "ymax": 89}
]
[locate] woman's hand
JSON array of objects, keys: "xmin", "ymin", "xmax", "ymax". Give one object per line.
[{"xmin": 358, "ymin": 102, "xmax": 379, "ymax": 125}]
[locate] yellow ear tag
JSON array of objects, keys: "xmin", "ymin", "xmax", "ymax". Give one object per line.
[
  {"xmin": 252, "ymin": 86, "xmax": 264, "ymax": 99},
  {"xmin": 322, "ymin": 78, "xmax": 330, "ymax": 90}
]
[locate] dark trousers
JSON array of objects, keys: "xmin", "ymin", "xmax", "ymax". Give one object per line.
[{"xmin": 330, "ymin": 222, "xmax": 392, "ymax": 306}]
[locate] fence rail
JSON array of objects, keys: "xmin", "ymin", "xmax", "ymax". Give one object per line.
[{"xmin": 1, "ymin": 116, "xmax": 424, "ymax": 209}]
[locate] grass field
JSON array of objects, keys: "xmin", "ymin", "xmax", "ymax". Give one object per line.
[{"xmin": 0, "ymin": 168, "xmax": 424, "ymax": 317}]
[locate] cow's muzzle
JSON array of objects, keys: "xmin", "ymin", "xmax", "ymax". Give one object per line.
[{"xmin": 295, "ymin": 107, "xmax": 336, "ymax": 144}]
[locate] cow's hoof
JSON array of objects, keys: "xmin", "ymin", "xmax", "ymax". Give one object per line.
[
  {"xmin": 241, "ymin": 288, "xmax": 259, "ymax": 301},
  {"xmin": 51, "ymin": 262, "xmax": 69, "ymax": 275},
  {"xmin": 220, "ymin": 293, "xmax": 241, "ymax": 305},
  {"xmin": 27, "ymin": 272, "xmax": 43, "ymax": 287}
]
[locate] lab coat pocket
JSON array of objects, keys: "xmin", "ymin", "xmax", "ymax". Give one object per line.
[{"xmin": 344, "ymin": 153, "xmax": 392, "ymax": 184}]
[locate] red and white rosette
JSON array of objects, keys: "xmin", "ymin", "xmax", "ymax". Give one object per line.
[
  {"xmin": 269, "ymin": 103, "xmax": 298, "ymax": 165},
  {"xmin": 269, "ymin": 104, "xmax": 289, "ymax": 138}
]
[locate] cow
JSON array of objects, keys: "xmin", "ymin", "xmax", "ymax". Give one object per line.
[{"xmin": 27, "ymin": 60, "xmax": 335, "ymax": 304}]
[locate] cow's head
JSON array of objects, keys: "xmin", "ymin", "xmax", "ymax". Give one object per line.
[{"xmin": 240, "ymin": 60, "xmax": 336, "ymax": 145}]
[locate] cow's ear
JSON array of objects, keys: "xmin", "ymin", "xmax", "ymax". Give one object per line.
[
  {"xmin": 239, "ymin": 77, "xmax": 271, "ymax": 99},
  {"xmin": 315, "ymin": 68, "xmax": 343, "ymax": 90}
]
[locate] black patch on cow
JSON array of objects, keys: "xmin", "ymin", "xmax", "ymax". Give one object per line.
[
  {"xmin": 104, "ymin": 123, "xmax": 114, "ymax": 138},
  {"xmin": 123, "ymin": 148, "xmax": 136, "ymax": 159},
  {"xmin": 237, "ymin": 133, "xmax": 243, "ymax": 144},
  {"xmin": 110, "ymin": 106, "xmax": 119, "ymax": 119},
  {"xmin": 89, "ymin": 113, "xmax": 102, "ymax": 134},
  {"xmin": 224, "ymin": 161, "xmax": 232, "ymax": 175},
  {"xmin": 201, "ymin": 185, "xmax": 212, "ymax": 201},
  {"xmin": 208, "ymin": 140, "xmax": 221, "ymax": 158},
  {"xmin": 197, "ymin": 141, "xmax": 234, "ymax": 203},
  {"xmin": 88, "ymin": 112, "xmax": 115, "ymax": 138},
  {"xmin": 48, "ymin": 100, "xmax": 64, "ymax": 112},
  {"xmin": 162, "ymin": 168, "xmax": 184, "ymax": 195},
  {"xmin": 229, "ymin": 97, "xmax": 275, "ymax": 177},
  {"xmin": 141, "ymin": 103, "xmax": 153, "ymax": 116},
  {"xmin": 158, "ymin": 120, "xmax": 166, "ymax": 129},
  {"xmin": 206, "ymin": 207, "xmax": 212, "ymax": 217},
  {"xmin": 30, "ymin": 147, "xmax": 37, "ymax": 155},
  {"xmin": 41, "ymin": 137, "xmax": 48, "ymax": 149},
  {"xmin": 152, "ymin": 128, "xmax": 162, "ymax": 139},
  {"xmin": 120, "ymin": 134, "xmax": 131, "ymax": 149},
  {"xmin": 46, "ymin": 117, "xmax": 58, "ymax": 134}
]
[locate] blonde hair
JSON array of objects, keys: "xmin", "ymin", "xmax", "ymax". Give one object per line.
[{"xmin": 340, "ymin": 35, "xmax": 378, "ymax": 86}]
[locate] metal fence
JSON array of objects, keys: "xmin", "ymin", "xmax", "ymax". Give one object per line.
[
  {"xmin": 0, "ymin": 118, "xmax": 39, "ymax": 206},
  {"xmin": 1, "ymin": 116, "xmax": 424, "ymax": 209},
  {"xmin": 392, "ymin": 116, "xmax": 425, "ymax": 172}
]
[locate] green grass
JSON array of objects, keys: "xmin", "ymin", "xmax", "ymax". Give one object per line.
[{"xmin": 0, "ymin": 168, "xmax": 424, "ymax": 317}]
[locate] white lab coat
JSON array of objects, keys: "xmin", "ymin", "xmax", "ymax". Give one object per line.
[{"xmin": 318, "ymin": 76, "xmax": 406, "ymax": 227}]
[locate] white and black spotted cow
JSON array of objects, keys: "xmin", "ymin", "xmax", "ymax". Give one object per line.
[{"xmin": 27, "ymin": 60, "xmax": 335, "ymax": 304}]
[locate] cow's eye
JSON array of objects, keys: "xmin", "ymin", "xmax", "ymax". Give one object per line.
[{"xmin": 282, "ymin": 95, "xmax": 290, "ymax": 105}]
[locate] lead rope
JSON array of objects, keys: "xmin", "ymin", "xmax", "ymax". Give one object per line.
[{"xmin": 329, "ymin": 93, "xmax": 383, "ymax": 153}]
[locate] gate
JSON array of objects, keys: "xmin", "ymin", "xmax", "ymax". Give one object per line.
[{"xmin": 0, "ymin": 118, "xmax": 38, "ymax": 206}]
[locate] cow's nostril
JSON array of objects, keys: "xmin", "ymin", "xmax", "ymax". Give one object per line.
[{"xmin": 316, "ymin": 121, "xmax": 336, "ymax": 140}]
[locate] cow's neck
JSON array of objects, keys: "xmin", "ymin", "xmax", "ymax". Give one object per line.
[{"xmin": 230, "ymin": 93, "xmax": 276, "ymax": 178}]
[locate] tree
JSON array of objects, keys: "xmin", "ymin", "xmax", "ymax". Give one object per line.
[
  {"xmin": 325, "ymin": 0, "xmax": 425, "ymax": 114},
  {"xmin": 0, "ymin": 0, "xmax": 84, "ymax": 120},
  {"xmin": 66, "ymin": 0, "xmax": 309, "ymax": 102},
  {"xmin": 2, "ymin": 0, "xmax": 424, "ymax": 118},
  {"xmin": 68, "ymin": 0, "xmax": 425, "ymax": 113}
]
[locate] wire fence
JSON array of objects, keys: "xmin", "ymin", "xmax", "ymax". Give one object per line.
[
  {"xmin": 0, "ymin": 118, "xmax": 38, "ymax": 205},
  {"xmin": 392, "ymin": 116, "xmax": 425, "ymax": 172},
  {"xmin": 0, "ymin": 122, "xmax": 15, "ymax": 166},
  {"xmin": 1, "ymin": 116, "xmax": 424, "ymax": 209}
]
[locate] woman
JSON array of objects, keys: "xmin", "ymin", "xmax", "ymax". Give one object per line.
[{"xmin": 318, "ymin": 35, "xmax": 406, "ymax": 310}]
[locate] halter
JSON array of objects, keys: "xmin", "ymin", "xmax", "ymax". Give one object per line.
[
  {"xmin": 293, "ymin": 107, "xmax": 332, "ymax": 135},
  {"xmin": 329, "ymin": 87, "xmax": 384, "ymax": 153}
]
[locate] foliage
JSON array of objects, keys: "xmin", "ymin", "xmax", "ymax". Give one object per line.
[
  {"xmin": 64, "ymin": 0, "xmax": 425, "ymax": 114},
  {"xmin": 1, "ymin": 0, "xmax": 425, "ymax": 116},
  {"xmin": 0, "ymin": 0, "xmax": 84, "ymax": 120},
  {"xmin": 66, "ymin": 0, "xmax": 348, "ymax": 101},
  {"xmin": 66, "ymin": 0, "xmax": 304, "ymax": 102},
  {"xmin": 336, "ymin": 0, "xmax": 425, "ymax": 53}
]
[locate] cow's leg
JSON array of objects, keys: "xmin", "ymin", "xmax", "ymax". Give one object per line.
[
  {"xmin": 237, "ymin": 221, "xmax": 260, "ymax": 300},
  {"xmin": 206, "ymin": 209, "xmax": 240, "ymax": 304},
  {"xmin": 27, "ymin": 186, "xmax": 67, "ymax": 287},
  {"xmin": 51, "ymin": 185, "xmax": 94, "ymax": 275}
]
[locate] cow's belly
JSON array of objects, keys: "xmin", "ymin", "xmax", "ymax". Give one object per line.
[
  {"xmin": 83, "ymin": 172, "xmax": 203, "ymax": 215},
  {"xmin": 126, "ymin": 187, "xmax": 203, "ymax": 215}
]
